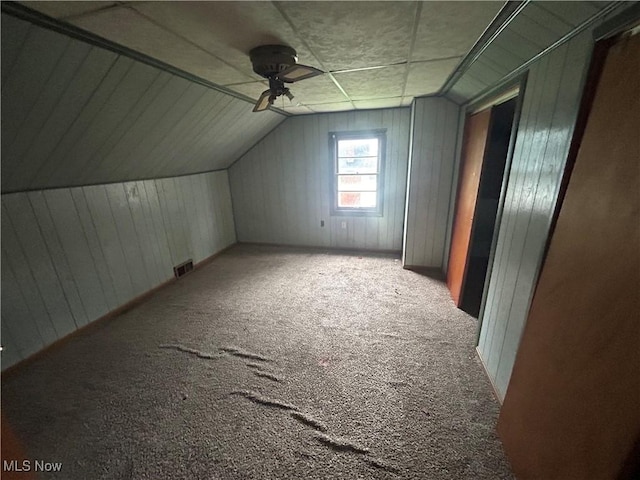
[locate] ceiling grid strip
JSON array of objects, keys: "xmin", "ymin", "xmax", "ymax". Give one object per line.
[
  {"xmin": 271, "ymin": 0, "xmax": 356, "ymax": 112},
  {"xmin": 400, "ymin": 1, "xmax": 424, "ymax": 100}
]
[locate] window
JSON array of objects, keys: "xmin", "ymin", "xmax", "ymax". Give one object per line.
[{"xmin": 330, "ymin": 130, "xmax": 385, "ymax": 216}]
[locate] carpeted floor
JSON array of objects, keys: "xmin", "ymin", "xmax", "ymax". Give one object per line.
[{"xmin": 1, "ymin": 244, "xmax": 513, "ymax": 479}]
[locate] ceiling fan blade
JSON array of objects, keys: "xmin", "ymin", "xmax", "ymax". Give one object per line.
[
  {"xmin": 276, "ymin": 64, "xmax": 323, "ymax": 83},
  {"xmin": 253, "ymin": 89, "xmax": 272, "ymax": 112}
]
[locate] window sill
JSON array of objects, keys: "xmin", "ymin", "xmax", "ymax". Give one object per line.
[{"xmin": 330, "ymin": 210, "xmax": 383, "ymax": 218}]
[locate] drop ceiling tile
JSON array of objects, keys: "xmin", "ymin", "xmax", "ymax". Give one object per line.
[
  {"xmin": 227, "ymin": 81, "xmax": 268, "ymax": 100},
  {"xmin": 412, "ymin": 2, "xmax": 504, "ymax": 62},
  {"xmin": 353, "ymin": 97, "xmax": 403, "ymax": 110},
  {"xmin": 19, "ymin": 1, "xmax": 118, "ymax": 19},
  {"xmin": 404, "ymin": 57, "xmax": 462, "ymax": 97},
  {"xmin": 282, "ymin": 105, "xmax": 315, "ymax": 115},
  {"xmin": 333, "ymin": 67, "xmax": 406, "ymax": 100},
  {"xmin": 308, "ymin": 102, "xmax": 354, "ymax": 113},
  {"xmin": 70, "ymin": 6, "xmax": 253, "ymax": 86},
  {"xmin": 287, "ymin": 75, "xmax": 348, "ymax": 105},
  {"xmin": 278, "ymin": 1, "xmax": 416, "ymax": 71},
  {"xmin": 131, "ymin": 2, "xmax": 322, "ymax": 83}
]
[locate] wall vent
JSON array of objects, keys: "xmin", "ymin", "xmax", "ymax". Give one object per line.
[{"xmin": 173, "ymin": 259, "xmax": 194, "ymax": 279}]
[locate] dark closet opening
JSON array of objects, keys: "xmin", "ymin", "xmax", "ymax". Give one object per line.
[{"xmin": 459, "ymin": 98, "xmax": 517, "ymax": 317}]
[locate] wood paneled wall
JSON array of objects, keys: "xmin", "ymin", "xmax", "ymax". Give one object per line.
[
  {"xmin": 1, "ymin": 171, "xmax": 236, "ymax": 369},
  {"xmin": 403, "ymin": 97, "xmax": 461, "ymax": 268},
  {"xmin": 229, "ymin": 109, "xmax": 411, "ymax": 251},
  {"xmin": 497, "ymin": 32, "xmax": 640, "ymax": 479},
  {"xmin": 0, "ymin": 12, "xmax": 284, "ymax": 193},
  {"xmin": 476, "ymin": 29, "xmax": 596, "ymax": 400}
]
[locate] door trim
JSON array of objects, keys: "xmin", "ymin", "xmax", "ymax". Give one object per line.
[{"xmin": 473, "ymin": 74, "xmax": 527, "ymax": 345}]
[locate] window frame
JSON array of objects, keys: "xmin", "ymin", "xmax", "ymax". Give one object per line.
[{"xmin": 329, "ymin": 129, "xmax": 386, "ymax": 217}]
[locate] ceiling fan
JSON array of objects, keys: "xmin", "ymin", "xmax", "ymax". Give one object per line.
[{"xmin": 249, "ymin": 45, "xmax": 323, "ymax": 112}]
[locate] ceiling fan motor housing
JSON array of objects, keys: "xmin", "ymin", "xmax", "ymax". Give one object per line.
[{"xmin": 250, "ymin": 45, "xmax": 298, "ymax": 78}]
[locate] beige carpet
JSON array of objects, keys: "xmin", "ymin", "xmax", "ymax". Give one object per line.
[{"xmin": 2, "ymin": 244, "xmax": 513, "ymax": 479}]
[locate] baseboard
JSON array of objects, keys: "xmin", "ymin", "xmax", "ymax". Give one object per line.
[
  {"xmin": 475, "ymin": 346, "xmax": 504, "ymax": 405},
  {"xmin": 1, "ymin": 242, "xmax": 237, "ymax": 378},
  {"xmin": 193, "ymin": 242, "xmax": 238, "ymax": 268},
  {"xmin": 237, "ymin": 241, "xmax": 401, "ymax": 256}
]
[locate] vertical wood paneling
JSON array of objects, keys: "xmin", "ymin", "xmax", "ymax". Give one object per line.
[
  {"xmin": 33, "ymin": 56, "xmax": 134, "ymax": 187},
  {"xmin": 10, "ymin": 47, "xmax": 118, "ymax": 190},
  {"xmin": 446, "ymin": 2, "xmax": 627, "ymax": 103},
  {"xmin": 209, "ymin": 174, "xmax": 225, "ymax": 249},
  {"xmin": 82, "ymin": 185, "xmax": 136, "ymax": 306},
  {"xmin": 156, "ymin": 178, "xmax": 187, "ymax": 265},
  {"xmin": 497, "ymin": 33, "xmax": 640, "ymax": 478},
  {"xmin": 1, "ymin": 171, "xmax": 236, "ymax": 370},
  {"xmin": 2, "ymin": 194, "xmax": 77, "ymax": 338},
  {"xmin": 0, "ymin": 249, "xmax": 46, "ymax": 358},
  {"xmin": 229, "ymin": 108, "xmax": 411, "ymax": 251},
  {"xmin": 43, "ymin": 188, "xmax": 110, "ymax": 321},
  {"xmin": 28, "ymin": 191, "xmax": 89, "ymax": 327},
  {"xmin": 443, "ymin": 112, "xmax": 468, "ymax": 273},
  {"xmin": 219, "ymin": 172, "xmax": 236, "ymax": 247},
  {"xmin": 477, "ymin": 29, "xmax": 595, "ymax": 400},
  {"xmin": 0, "ymin": 12, "xmax": 32, "ymax": 84},
  {"xmin": 198, "ymin": 175, "xmax": 215, "ymax": 254},
  {"xmin": 0, "ymin": 216, "xmax": 57, "ymax": 347},
  {"xmin": 0, "ymin": 13, "xmax": 285, "ymax": 192},
  {"xmin": 173, "ymin": 178, "xmax": 194, "ymax": 260},
  {"xmin": 70, "ymin": 187, "xmax": 120, "ymax": 312},
  {"xmin": 139, "ymin": 180, "xmax": 173, "ymax": 277},
  {"xmin": 125, "ymin": 181, "xmax": 163, "ymax": 287},
  {"xmin": 0, "ymin": 318, "xmax": 22, "ymax": 369},
  {"xmin": 3, "ymin": 34, "xmax": 86, "ymax": 186},
  {"xmin": 1, "ymin": 24, "xmax": 71, "ymax": 160},
  {"xmin": 104, "ymin": 183, "xmax": 151, "ymax": 297},
  {"xmin": 120, "ymin": 84, "xmax": 205, "ymax": 179},
  {"xmin": 76, "ymin": 65, "xmax": 166, "ymax": 176},
  {"xmin": 403, "ymin": 97, "xmax": 462, "ymax": 268}
]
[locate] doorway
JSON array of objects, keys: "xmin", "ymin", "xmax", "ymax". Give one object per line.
[{"xmin": 447, "ymin": 95, "xmax": 518, "ymax": 317}]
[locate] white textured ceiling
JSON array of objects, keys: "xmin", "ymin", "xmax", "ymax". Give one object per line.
[{"xmin": 20, "ymin": 1, "xmax": 505, "ymax": 114}]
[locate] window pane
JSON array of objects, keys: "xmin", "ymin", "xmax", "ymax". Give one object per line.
[
  {"xmin": 337, "ymin": 156, "xmax": 378, "ymax": 174},
  {"xmin": 338, "ymin": 138, "xmax": 378, "ymax": 158},
  {"xmin": 338, "ymin": 192, "xmax": 377, "ymax": 208},
  {"xmin": 337, "ymin": 175, "xmax": 377, "ymax": 192}
]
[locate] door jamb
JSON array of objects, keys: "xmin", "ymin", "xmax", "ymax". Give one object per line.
[{"xmin": 470, "ymin": 74, "xmax": 528, "ymax": 345}]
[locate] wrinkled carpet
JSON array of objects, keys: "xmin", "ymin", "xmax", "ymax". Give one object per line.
[{"xmin": 2, "ymin": 244, "xmax": 513, "ymax": 479}]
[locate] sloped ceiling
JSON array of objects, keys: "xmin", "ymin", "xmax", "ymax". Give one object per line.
[
  {"xmin": 1, "ymin": 12, "xmax": 284, "ymax": 193},
  {"xmin": 17, "ymin": 1, "xmax": 504, "ymax": 114},
  {"xmin": 3, "ymin": 1, "xmax": 622, "ymax": 193},
  {"xmin": 443, "ymin": 1, "xmax": 621, "ymax": 103}
]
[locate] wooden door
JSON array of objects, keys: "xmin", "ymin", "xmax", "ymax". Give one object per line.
[
  {"xmin": 497, "ymin": 33, "xmax": 640, "ymax": 479},
  {"xmin": 447, "ymin": 109, "xmax": 491, "ymax": 305}
]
